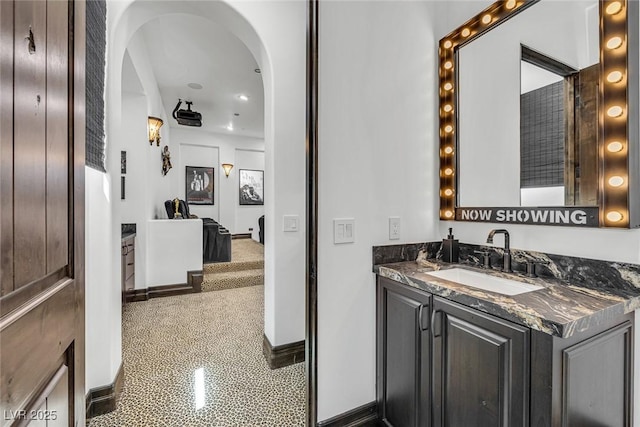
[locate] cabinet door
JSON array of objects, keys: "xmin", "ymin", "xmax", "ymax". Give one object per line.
[
  {"xmin": 377, "ymin": 277, "xmax": 431, "ymax": 427},
  {"xmin": 432, "ymin": 297, "xmax": 529, "ymax": 427}
]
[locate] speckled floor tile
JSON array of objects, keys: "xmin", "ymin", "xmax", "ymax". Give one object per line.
[{"xmin": 88, "ymin": 285, "xmax": 305, "ymax": 427}]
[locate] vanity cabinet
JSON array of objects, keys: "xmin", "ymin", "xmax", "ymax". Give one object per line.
[{"xmin": 376, "ymin": 276, "xmax": 633, "ymax": 427}]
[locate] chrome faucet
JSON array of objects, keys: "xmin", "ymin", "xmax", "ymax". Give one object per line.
[{"xmin": 486, "ymin": 229, "xmax": 512, "ymax": 272}]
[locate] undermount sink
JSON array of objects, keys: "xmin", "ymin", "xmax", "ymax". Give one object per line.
[{"xmin": 426, "ymin": 268, "xmax": 543, "ymax": 296}]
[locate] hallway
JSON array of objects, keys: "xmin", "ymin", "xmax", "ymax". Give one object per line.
[{"xmin": 89, "ymin": 286, "xmax": 305, "ymax": 426}]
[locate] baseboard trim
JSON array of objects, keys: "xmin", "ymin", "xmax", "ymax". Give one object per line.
[
  {"xmin": 125, "ymin": 270, "xmax": 203, "ymax": 302},
  {"xmin": 262, "ymin": 334, "xmax": 305, "ymax": 369},
  {"xmin": 125, "ymin": 288, "xmax": 149, "ymax": 302},
  {"xmin": 86, "ymin": 363, "xmax": 124, "ymax": 419},
  {"xmin": 317, "ymin": 402, "xmax": 379, "ymax": 427},
  {"xmin": 232, "ymin": 233, "xmax": 252, "ymax": 239}
]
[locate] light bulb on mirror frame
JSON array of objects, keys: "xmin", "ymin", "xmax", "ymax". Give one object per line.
[
  {"xmin": 608, "ymin": 176, "xmax": 625, "ymax": 187},
  {"xmin": 606, "ymin": 211, "xmax": 624, "ymax": 222},
  {"xmin": 605, "ymin": 1, "xmax": 623, "ymax": 15},
  {"xmin": 606, "ymin": 36, "xmax": 623, "ymax": 49},
  {"xmin": 444, "ymin": 168, "xmax": 453, "ymax": 176},
  {"xmin": 607, "ymin": 70, "xmax": 624, "ymax": 83},
  {"xmin": 607, "ymin": 141, "xmax": 624, "ymax": 153},
  {"xmin": 607, "ymin": 105, "xmax": 624, "ymax": 117}
]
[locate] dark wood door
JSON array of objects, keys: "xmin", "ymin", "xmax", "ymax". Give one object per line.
[
  {"xmin": 377, "ymin": 277, "xmax": 431, "ymax": 427},
  {"xmin": 432, "ymin": 297, "xmax": 529, "ymax": 427},
  {"xmin": 0, "ymin": 0, "xmax": 85, "ymax": 425}
]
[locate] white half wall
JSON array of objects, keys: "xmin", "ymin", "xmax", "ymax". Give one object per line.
[
  {"xmin": 317, "ymin": 1, "xmax": 439, "ymax": 421},
  {"xmin": 146, "ymin": 219, "xmax": 203, "ymax": 286}
]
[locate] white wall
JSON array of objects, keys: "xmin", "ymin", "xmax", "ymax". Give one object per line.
[
  {"xmin": 171, "ymin": 126, "xmax": 265, "ymax": 236},
  {"xmin": 317, "ymin": 1, "xmax": 439, "ymax": 421},
  {"xmin": 85, "ymin": 168, "xmax": 122, "ymax": 391}
]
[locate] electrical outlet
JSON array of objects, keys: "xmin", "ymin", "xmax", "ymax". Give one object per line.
[{"xmin": 389, "ymin": 217, "xmax": 400, "ymax": 240}]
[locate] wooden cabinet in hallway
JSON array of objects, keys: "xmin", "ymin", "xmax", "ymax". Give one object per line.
[{"xmin": 0, "ymin": 0, "xmax": 86, "ymax": 425}]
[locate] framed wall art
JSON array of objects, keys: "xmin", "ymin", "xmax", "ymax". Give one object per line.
[
  {"xmin": 186, "ymin": 166, "xmax": 214, "ymax": 205},
  {"xmin": 239, "ymin": 169, "xmax": 264, "ymax": 206}
]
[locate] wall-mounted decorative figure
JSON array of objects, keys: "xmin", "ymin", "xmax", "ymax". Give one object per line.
[{"xmin": 161, "ymin": 145, "xmax": 172, "ymax": 176}]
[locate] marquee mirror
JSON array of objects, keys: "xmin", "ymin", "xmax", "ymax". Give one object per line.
[{"xmin": 438, "ymin": 0, "xmax": 639, "ymax": 227}]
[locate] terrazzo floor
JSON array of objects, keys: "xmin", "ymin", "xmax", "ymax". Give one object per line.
[{"xmin": 89, "ymin": 285, "xmax": 305, "ymax": 427}]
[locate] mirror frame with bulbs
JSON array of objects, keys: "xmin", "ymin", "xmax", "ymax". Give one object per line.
[{"xmin": 438, "ymin": 0, "xmax": 639, "ymax": 228}]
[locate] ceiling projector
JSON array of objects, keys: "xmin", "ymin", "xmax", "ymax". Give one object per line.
[{"xmin": 172, "ymin": 100, "xmax": 202, "ymax": 127}]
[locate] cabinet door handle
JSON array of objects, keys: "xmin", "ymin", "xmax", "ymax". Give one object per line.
[
  {"xmin": 127, "ymin": 262, "xmax": 134, "ymax": 266},
  {"xmin": 432, "ymin": 310, "xmax": 442, "ymax": 337},
  {"xmin": 418, "ymin": 304, "xmax": 429, "ymax": 331}
]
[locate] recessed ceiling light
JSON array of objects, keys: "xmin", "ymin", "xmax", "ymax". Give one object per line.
[
  {"xmin": 254, "ymin": 68, "xmax": 261, "ymax": 74},
  {"xmin": 237, "ymin": 94, "xmax": 249, "ymax": 101},
  {"xmin": 187, "ymin": 83, "xmax": 203, "ymax": 90}
]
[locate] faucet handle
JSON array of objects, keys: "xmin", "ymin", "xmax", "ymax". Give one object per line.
[
  {"xmin": 474, "ymin": 250, "xmax": 491, "ymax": 269},
  {"xmin": 525, "ymin": 261, "xmax": 538, "ymax": 277}
]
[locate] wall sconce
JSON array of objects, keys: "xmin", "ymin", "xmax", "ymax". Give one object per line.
[
  {"xmin": 222, "ymin": 163, "xmax": 234, "ymax": 177},
  {"xmin": 148, "ymin": 116, "xmax": 164, "ymax": 146}
]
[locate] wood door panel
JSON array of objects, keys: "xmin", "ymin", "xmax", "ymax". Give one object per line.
[
  {"xmin": 0, "ymin": 0, "xmax": 15, "ymax": 296},
  {"xmin": 45, "ymin": 0, "xmax": 69, "ymax": 274},
  {"xmin": 0, "ymin": 0, "xmax": 85, "ymax": 424},
  {"xmin": 0, "ymin": 280, "xmax": 75, "ymax": 422},
  {"xmin": 13, "ymin": 0, "xmax": 48, "ymax": 289}
]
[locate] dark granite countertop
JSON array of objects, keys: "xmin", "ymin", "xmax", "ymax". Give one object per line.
[{"xmin": 373, "ymin": 243, "xmax": 640, "ymax": 338}]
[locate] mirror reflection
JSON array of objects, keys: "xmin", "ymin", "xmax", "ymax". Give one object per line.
[{"xmin": 457, "ymin": 0, "xmax": 599, "ymax": 208}]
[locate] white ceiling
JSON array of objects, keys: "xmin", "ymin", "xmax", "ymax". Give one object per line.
[{"xmin": 137, "ymin": 14, "xmax": 264, "ymax": 138}]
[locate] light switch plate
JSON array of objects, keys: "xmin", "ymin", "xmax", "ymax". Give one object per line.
[
  {"xmin": 389, "ymin": 217, "xmax": 400, "ymax": 240},
  {"xmin": 334, "ymin": 218, "xmax": 355, "ymax": 244},
  {"xmin": 283, "ymin": 215, "xmax": 299, "ymax": 232}
]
